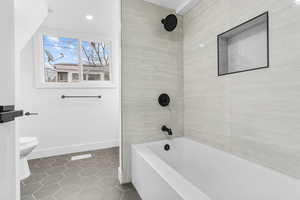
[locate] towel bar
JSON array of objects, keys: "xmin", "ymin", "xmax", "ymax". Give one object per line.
[{"xmin": 61, "ymin": 95, "xmax": 102, "ymax": 99}]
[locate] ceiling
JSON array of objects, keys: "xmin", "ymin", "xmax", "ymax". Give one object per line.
[
  {"xmin": 143, "ymin": 0, "xmax": 200, "ymax": 15},
  {"xmin": 43, "ymin": 0, "xmax": 119, "ymax": 37}
]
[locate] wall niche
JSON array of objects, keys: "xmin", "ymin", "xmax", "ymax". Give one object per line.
[{"xmin": 218, "ymin": 12, "xmax": 269, "ymax": 76}]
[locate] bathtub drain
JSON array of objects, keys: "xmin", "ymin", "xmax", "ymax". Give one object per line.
[{"xmin": 164, "ymin": 144, "xmax": 170, "ymax": 151}]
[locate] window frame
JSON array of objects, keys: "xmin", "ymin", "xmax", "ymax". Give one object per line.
[{"xmin": 34, "ymin": 28, "xmax": 115, "ymax": 88}]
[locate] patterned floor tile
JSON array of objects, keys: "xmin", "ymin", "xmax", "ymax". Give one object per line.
[
  {"xmin": 33, "ymin": 183, "xmax": 60, "ymax": 199},
  {"xmin": 20, "ymin": 195, "xmax": 35, "ymax": 200},
  {"xmin": 21, "ymin": 147, "xmax": 141, "ymax": 200},
  {"xmin": 122, "ymin": 189, "xmax": 142, "ymax": 200}
]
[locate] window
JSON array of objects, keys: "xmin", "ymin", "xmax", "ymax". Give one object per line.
[{"xmin": 39, "ymin": 32, "xmax": 113, "ymax": 87}]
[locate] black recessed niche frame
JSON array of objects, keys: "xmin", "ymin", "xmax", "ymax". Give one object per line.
[
  {"xmin": 217, "ymin": 12, "xmax": 269, "ymax": 76},
  {"xmin": 158, "ymin": 93, "xmax": 170, "ymax": 107}
]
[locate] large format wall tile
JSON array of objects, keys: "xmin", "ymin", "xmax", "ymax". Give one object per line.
[
  {"xmin": 184, "ymin": 0, "xmax": 300, "ymax": 179},
  {"xmin": 122, "ymin": 0, "xmax": 183, "ymax": 182}
]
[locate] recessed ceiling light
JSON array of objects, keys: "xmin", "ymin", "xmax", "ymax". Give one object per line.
[
  {"xmin": 86, "ymin": 14, "xmax": 94, "ymax": 20},
  {"xmin": 295, "ymin": 0, "xmax": 300, "ymax": 5}
]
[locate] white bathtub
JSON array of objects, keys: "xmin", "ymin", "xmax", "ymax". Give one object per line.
[{"xmin": 132, "ymin": 137, "xmax": 300, "ymax": 200}]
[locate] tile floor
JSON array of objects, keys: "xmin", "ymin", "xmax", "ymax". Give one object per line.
[{"xmin": 21, "ymin": 147, "xmax": 141, "ymax": 200}]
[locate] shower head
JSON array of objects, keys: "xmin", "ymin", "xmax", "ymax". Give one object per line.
[{"xmin": 161, "ymin": 14, "xmax": 177, "ymax": 32}]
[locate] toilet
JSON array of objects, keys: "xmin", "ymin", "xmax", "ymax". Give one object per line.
[{"xmin": 20, "ymin": 137, "xmax": 39, "ymax": 180}]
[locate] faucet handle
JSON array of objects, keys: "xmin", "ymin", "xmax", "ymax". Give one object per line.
[
  {"xmin": 167, "ymin": 128, "xmax": 173, "ymax": 136},
  {"xmin": 161, "ymin": 125, "xmax": 172, "ymax": 136}
]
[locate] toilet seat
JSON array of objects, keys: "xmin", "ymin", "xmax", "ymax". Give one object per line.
[
  {"xmin": 19, "ymin": 136, "xmax": 39, "ymax": 180},
  {"xmin": 20, "ymin": 137, "xmax": 38, "ymax": 159}
]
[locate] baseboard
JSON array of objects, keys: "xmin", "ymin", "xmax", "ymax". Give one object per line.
[{"xmin": 28, "ymin": 140, "xmax": 119, "ymax": 159}]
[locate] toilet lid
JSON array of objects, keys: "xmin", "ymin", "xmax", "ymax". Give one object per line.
[{"xmin": 20, "ymin": 137, "xmax": 38, "ymax": 145}]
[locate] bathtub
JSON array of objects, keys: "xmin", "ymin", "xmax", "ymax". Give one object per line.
[{"xmin": 132, "ymin": 137, "xmax": 300, "ymax": 200}]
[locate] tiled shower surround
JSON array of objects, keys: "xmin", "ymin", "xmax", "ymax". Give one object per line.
[
  {"xmin": 184, "ymin": 0, "xmax": 300, "ymax": 179},
  {"xmin": 121, "ymin": 0, "xmax": 300, "ymax": 183},
  {"xmin": 121, "ymin": 0, "xmax": 184, "ymax": 182}
]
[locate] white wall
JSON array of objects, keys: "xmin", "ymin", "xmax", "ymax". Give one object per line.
[
  {"xmin": 14, "ymin": 0, "xmax": 48, "ymax": 52},
  {"xmin": 17, "ymin": 0, "xmax": 121, "ymax": 159}
]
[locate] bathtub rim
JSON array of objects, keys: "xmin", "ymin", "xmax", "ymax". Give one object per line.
[{"xmin": 132, "ymin": 139, "xmax": 211, "ymax": 200}]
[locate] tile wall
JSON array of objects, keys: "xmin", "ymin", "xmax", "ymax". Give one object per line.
[{"xmin": 184, "ymin": 0, "xmax": 300, "ymax": 179}]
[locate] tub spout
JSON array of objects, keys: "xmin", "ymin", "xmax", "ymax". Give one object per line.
[{"xmin": 161, "ymin": 125, "xmax": 172, "ymax": 136}]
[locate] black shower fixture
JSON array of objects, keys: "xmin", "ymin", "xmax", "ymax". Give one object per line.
[
  {"xmin": 161, "ymin": 14, "xmax": 177, "ymax": 32},
  {"xmin": 158, "ymin": 93, "xmax": 170, "ymax": 107},
  {"xmin": 164, "ymin": 144, "xmax": 170, "ymax": 151}
]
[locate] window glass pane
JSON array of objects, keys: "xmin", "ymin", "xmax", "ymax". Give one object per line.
[
  {"xmin": 57, "ymin": 72, "xmax": 68, "ymax": 82},
  {"xmin": 88, "ymin": 74, "xmax": 101, "ymax": 80},
  {"xmin": 43, "ymin": 35, "xmax": 80, "ymax": 82},
  {"xmin": 81, "ymin": 41, "xmax": 111, "ymax": 81},
  {"xmin": 72, "ymin": 73, "xmax": 79, "ymax": 81}
]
